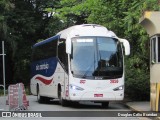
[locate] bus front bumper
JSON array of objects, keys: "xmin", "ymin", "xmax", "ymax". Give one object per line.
[{"xmin": 68, "ymin": 91, "xmax": 124, "ymax": 101}]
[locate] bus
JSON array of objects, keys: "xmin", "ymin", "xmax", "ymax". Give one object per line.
[{"xmin": 30, "ymin": 24, "xmax": 130, "ymax": 107}]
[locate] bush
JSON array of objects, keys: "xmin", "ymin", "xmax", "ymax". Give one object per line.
[{"xmin": 125, "ymin": 57, "xmax": 150, "ymax": 101}]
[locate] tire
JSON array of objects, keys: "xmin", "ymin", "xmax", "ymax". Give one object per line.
[
  {"xmin": 101, "ymin": 102, "xmax": 109, "ymax": 108},
  {"xmin": 71, "ymin": 101, "xmax": 79, "ymax": 107},
  {"xmin": 58, "ymin": 86, "xmax": 68, "ymax": 106},
  {"xmin": 37, "ymin": 85, "xmax": 44, "ymax": 103}
]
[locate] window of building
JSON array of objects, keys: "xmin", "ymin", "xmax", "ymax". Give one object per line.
[
  {"xmin": 151, "ymin": 36, "xmax": 160, "ymax": 63},
  {"xmin": 158, "ymin": 37, "xmax": 160, "ymax": 62}
]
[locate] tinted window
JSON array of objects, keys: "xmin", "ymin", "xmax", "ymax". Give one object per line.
[
  {"xmin": 71, "ymin": 37, "xmax": 123, "ymax": 79},
  {"xmin": 32, "ymin": 38, "xmax": 58, "ymax": 61},
  {"xmin": 58, "ymin": 39, "xmax": 68, "ymax": 72}
]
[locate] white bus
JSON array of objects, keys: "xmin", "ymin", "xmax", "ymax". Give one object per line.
[{"xmin": 30, "ymin": 24, "xmax": 130, "ymax": 107}]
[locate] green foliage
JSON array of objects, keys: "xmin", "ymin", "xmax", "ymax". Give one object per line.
[
  {"xmin": 25, "ymin": 86, "xmax": 31, "ymax": 95},
  {"xmin": 0, "ymin": 89, "xmax": 7, "ymax": 96},
  {"xmin": 125, "ymin": 55, "xmax": 150, "ymax": 101},
  {"xmin": 0, "ymin": 0, "xmax": 63, "ymax": 85},
  {"xmin": 0, "ymin": 0, "xmax": 13, "ymax": 39}
]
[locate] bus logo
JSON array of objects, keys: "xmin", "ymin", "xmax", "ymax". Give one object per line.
[{"xmin": 36, "ymin": 63, "xmax": 49, "ymax": 71}]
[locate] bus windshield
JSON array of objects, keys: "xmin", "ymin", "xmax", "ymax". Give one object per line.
[{"xmin": 70, "ymin": 37, "xmax": 123, "ymax": 79}]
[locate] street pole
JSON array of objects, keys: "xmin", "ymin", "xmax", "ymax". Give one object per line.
[
  {"xmin": 2, "ymin": 41, "xmax": 6, "ymax": 96},
  {"xmin": 0, "ymin": 41, "xmax": 6, "ymax": 96}
]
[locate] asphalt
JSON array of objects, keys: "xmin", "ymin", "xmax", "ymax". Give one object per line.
[{"xmin": 0, "ymin": 95, "xmax": 159, "ymax": 119}]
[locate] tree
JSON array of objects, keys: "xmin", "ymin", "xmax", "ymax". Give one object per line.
[
  {"xmin": 56, "ymin": 0, "xmax": 160, "ymax": 100},
  {"xmin": 0, "ymin": 0, "xmax": 14, "ymax": 86},
  {"xmin": 5, "ymin": 0, "xmax": 63, "ymax": 85}
]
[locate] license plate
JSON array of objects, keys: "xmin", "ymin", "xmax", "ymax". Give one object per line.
[{"xmin": 94, "ymin": 94, "xmax": 103, "ymax": 97}]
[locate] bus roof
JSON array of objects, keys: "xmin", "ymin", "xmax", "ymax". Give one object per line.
[
  {"xmin": 33, "ymin": 35, "xmax": 59, "ymax": 48},
  {"xmin": 57, "ymin": 24, "xmax": 117, "ymax": 39},
  {"xmin": 33, "ymin": 24, "xmax": 118, "ymax": 47}
]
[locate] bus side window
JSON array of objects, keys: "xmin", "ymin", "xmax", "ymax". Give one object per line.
[
  {"xmin": 58, "ymin": 39, "xmax": 68, "ymax": 72},
  {"xmin": 32, "ymin": 47, "xmax": 42, "ymax": 61},
  {"xmin": 32, "ymin": 37, "xmax": 58, "ymax": 61}
]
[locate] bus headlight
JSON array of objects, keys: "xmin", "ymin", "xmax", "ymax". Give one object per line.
[
  {"xmin": 113, "ymin": 85, "xmax": 124, "ymax": 91},
  {"xmin": 69, "ymin": 84, "xmax": 84, "ymax": 91}
]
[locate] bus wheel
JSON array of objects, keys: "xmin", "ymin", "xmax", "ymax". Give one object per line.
[
  {"xmin": 101, "ymin": 102, "xmax": 109, "ymax": 108},
  {"xmin": 37, "ymin": 85, "xmax": 44, "ymax": 103},
  {"xmin": 58, "ymin": 87, "xmax": 68, "ymax": 106}
]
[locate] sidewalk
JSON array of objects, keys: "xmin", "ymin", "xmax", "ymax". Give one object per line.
[
  {"xmin": 126, "ymin": 101, "xmax": 150, "ymax": 111},
  {"xmin": 126, "ymin": 101, "xmax": 160, "ymax": 120},
  {"xmin": 0, "ymin": 96, "xmax": 7, "ymax": 111}
]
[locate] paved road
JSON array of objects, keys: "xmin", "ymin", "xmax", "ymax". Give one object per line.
[
  {"xmin": 0, "ymin": 95, "xmax": 149, "ymax": 120},
  {"xmin": 29, "ymin": 95, "xmax": 130, "ymax": 111}
]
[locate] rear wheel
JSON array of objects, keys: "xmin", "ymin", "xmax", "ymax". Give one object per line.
[
  {"xmin": 37, "ymin": 85, "xmax": 45, "ymax": 103},
  {"xmin": 101, "ymin": 102, "xmax": 109, "ymax": 108}
]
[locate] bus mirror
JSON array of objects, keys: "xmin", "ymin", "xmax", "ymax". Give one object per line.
[
  {"xmin": 66, "ymin": 38, "xmax": 71, "ymax": 54},
  {"xmin": 119, "ymin": 38, "xmax": 130, "ymax": 56}
]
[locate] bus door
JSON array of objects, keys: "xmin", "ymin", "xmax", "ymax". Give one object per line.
[{"xmin": 57, "ymin": 38, "xmax": 69, "ymax": 98}]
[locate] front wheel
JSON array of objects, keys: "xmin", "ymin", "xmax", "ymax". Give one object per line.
[
  {"xmin": 101, "ymin": 102, "xmax": 109, "ymax": 108},
  {"xmin": 58, "ymin": 87, "xmax": 68, "ymax": 106},
  {"xmin": 37, "ymin": 85, "xmax": 45, "ymax": 103}
]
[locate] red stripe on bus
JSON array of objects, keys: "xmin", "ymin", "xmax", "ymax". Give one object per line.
[{"xmin": 35, "ymin": 76, "xmax": 53, "ymax": 85}]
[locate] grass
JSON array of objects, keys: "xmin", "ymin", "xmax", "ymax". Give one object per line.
[
  {"xmin": 0, "ymin": 89, "xmax": 8, "ymax": 96},
  {"xmin": 0, "ymin": 86, "xmax": 31, "ymax": 96},
  {"xmin": 25, "ymin": 87, "xmax": 31, "ymax": 95}
]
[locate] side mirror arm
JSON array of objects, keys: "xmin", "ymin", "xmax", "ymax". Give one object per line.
[{"xmin": 119, "ymin": 38, "xmax": 130, "ymax": 56}]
